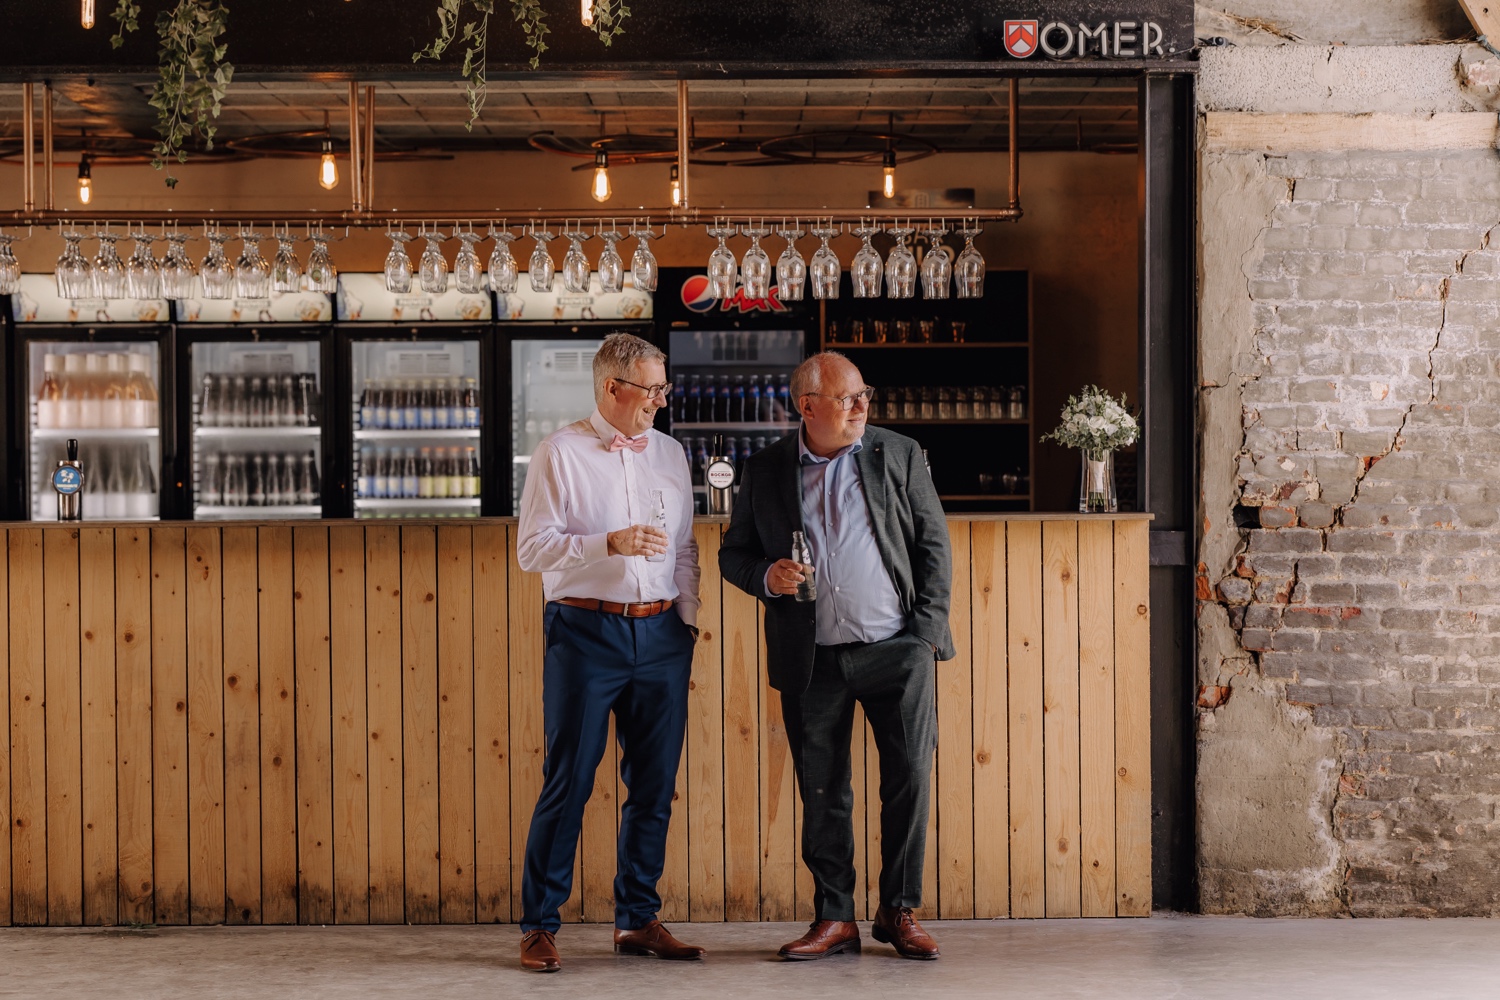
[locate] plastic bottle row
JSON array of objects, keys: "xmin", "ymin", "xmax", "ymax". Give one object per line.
[
  {"xmin": 673, "ymin": 373, "xmax": 793, "ymax": 425},
  {"xmin": 357, "ymin": 446, "xmax": 481, "ymax": 499},
  {"xmin": 200, "ymin": 450, "xmax": 321, "ymax": 507},
  {"xmin": 35, "ymin": 351, "xmax": 161, "ymax": 430},
  {"xmin": 42, "ymin": 441, "xmax": 160, "ymax": 519},
  {"xmin": 199, "ymin": 372, "xmax": 321, "ymax": 428},
  {"xmin": 357, "ymin": 377, "xmax": 481, "ymax": 430}
]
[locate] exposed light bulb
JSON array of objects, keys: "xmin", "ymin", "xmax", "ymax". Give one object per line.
[
  {"xmin": 882, "ymin": 149, "xmax": 896, "ymax": 200},
  {"xmin": 670, "ymin": 163, "xmax": 682, "ymax": 207},
  {"xmin": 319, "ymin": 140, "xmax": 339, "ymax": 190},
  {"xmin": 581, "ymin": 0, "xmax": 594, "ymax": 26},
  {"xmin": 592, "ymin": 149, "xmax": 612, "ymax": 203},
  {"xmin": 81, "ymin": 0, "xmax": 95, "ymax": 29},
  {"xmin": 77, "ymin": 156, "xmax": 93, "ymax": 205}
]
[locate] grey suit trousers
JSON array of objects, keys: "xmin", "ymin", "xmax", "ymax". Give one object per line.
[{"xmin": 779, "ymin": 630, "xmax": 937, "ymax": 921}]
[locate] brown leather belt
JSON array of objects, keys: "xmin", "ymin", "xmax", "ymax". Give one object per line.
[{"xmin": 555, "ymin": 596, "xmax": 675, "ymax": 618}]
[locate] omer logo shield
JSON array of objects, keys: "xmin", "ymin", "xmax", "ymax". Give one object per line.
[{"xmin": 1004, "ymin": 19, "xmax": 1040, "ymax": 58}]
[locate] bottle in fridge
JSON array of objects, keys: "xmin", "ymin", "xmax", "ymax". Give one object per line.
[{"xmin": 511, "ymin": 337, "xmax": 606, "ymax": 513}]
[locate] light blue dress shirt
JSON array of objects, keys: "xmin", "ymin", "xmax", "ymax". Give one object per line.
[{"xmin": 795, "ymin": 431, "xmax": 907, "ymax": 645}]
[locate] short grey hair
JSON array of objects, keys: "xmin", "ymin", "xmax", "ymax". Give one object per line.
[
  {"xmin": 593, "ymin": 332, "xmax": 667, "ymax": 400},
  {"xmin": 790, "ymin": 350, "xmax": 854, "ymax": 405}
]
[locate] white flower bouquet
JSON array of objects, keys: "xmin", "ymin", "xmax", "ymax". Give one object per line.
[{"xmin": 1041, "ymin": 386, "xmax": 1138, "ymax": 512}]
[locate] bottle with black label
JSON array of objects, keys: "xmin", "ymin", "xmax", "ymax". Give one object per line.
[
  {"xmin": 705, "ymin": 433, "xmax": 736, "ymax": 516},
  {"xmin": 790, "ymin": 529, "xmax": 817, "ymax": 602}
]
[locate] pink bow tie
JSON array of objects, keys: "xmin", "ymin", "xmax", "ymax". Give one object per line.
[{"xmin": 608, "ymin": 433, "xmax": 649, "ymax": 454}]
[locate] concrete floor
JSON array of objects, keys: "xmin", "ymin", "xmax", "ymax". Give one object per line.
[{"xmin": 2, "ymin": 915, "xmax": 1499, "ymax": 999}]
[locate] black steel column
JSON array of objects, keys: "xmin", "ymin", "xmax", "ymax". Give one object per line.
[{"xmin": 1139, "ymin": 70, "xmax": 1197, "ymax": 912}]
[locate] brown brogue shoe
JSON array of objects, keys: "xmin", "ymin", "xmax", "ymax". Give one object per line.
[
  {"xmin": 777, "ymin": 920, "xmax": 861, "ymax": 961},
  {"xmin": 871, "ymin": 906, "xmax": 940, "ymax": 960},
  {"xmin": 613, "ymin": 920, "xmax": 706, "ymax": 960},
  {"xmin": 520, "ymin": 929, "xmax": 561, "ymax": 972}
]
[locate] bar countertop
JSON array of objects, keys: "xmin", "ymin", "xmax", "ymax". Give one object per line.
[{"xmin": 0, "ymin": 512, "xmax": 1155, "ymax": 529}]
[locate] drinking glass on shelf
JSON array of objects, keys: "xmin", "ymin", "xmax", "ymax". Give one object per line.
[
  {"xmin": 955, "ymin": 386, "xmax": 970, "ymax": 420},
  {"xmin": 596, "ymin": 228, "xmax": 625, "ymax": 294},
  {"xmin": 902, "ymin": 386, "xmax": 918, "ymax": 420},
  {"xmin": 418, "ymin": 230, "xmax": 450, "ymax": 294},
  {"xmin": 989, "ymin": 387, "xmax": 1006, "ymax": 420},
  {"xmin": 849, "ymin": 319, "xmax": 866, "ymax": 345},
  {"xmin": 305, "ymin": 231, "xmax": 338, "ymax": 293},
  {"xmin": 775, "ymin": 226, "xmax": 806, "ymax": 301},
  {"xmin": 886, "ymin": 226, "xmax": 916, "ymax": 299},
  {"xmin": 0, "ymin": 234, "xmax": 20, "ymax": 296},
  {"xmin": 884, "ymin": 388, "xmax": 901, "ymax": 420},
  {"xmin": 893, "ymin": 319, "xmax": 911, "ymax": 344},
  {"xmin": 920, "ymin": 386, "xmax": 935, "ymax": 420},
  {"xmin": 949, "ymin": 320, "xmax": 967, "ymax": 344},
  {"xmin": 706, "ymin": 224, "xmax": 738, "ymax": 299},
  {"xmin": 851, "ymin": 225, "xmax": 883, "ymax": 298},
  {"xmin": 1007, "ymin": 384, "xmax": 1027, "ymax": 420},
  {"xmin": 528, "ymin": 226, "xmax": 557, "ymax": 292},
  {"xmin": 93, "ymin": 231, "xmax": 128, "ymax": 299},
  {"xmin": 453, "ymin": 231, "xmax": 485, "ymax": 294},
  {"xmin": 872, "ymin": 320, "xmax": 888, "ymax": 345},
  {"xmin": 628, "ymin": 225, "xmax": 659, "ymax": 292},
  {"xmin": 270, "ymin": 230, "xmax": 302, "ymax": 293},
  {"xmin": 740, "ymin": 224, "xmax": 771, "ymax": 299},
  {"xmin": 937, "ymin": 386, "xmax": 954, "ymax": 420},
  {"xmin": 487, "ymin": 225, "xmax": 519, "ymax": 294},
  {"xmin": 920, "ymin": 225, "xmax": 951, "ymax": 299},
  {"xmin": 161, "ymin": 231, "xmax": 197, "ymax": 300},
  {"xmin": 200, "ymin": 230, "xmax": 234, "ymax": 300},
  {"xmin": 810, "ymin": 224, "xmax": 841, "ymax": 299},
  {"xmin": 561, "ymin": 227, "xmax": 592, "ymax": 293},
  {"xmin": 918, "ymin": 318, "xmax": 936, "ymax": 343},
  {"xmin": 384, "ymin": 230, "xmax": 414, "ymax": 293},
  {"xmin": 233, "ymin": 230, "xmax": 272, "ymax": 298},
  {"xmin": 955, "ymin": 223, "xmax": 985, "ymax": 298},
  {"xmin": 126, "ymin": 232, "xmax": 162, "ymax": 300},
  {"xmin": 826, "ymin": 320, "xmax": 841, "ymax": 344}
]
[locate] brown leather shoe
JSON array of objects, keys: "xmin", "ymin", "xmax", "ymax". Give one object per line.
[
  {"xmin": 613, "ymin": 920, "xmax": 706, "ymax": 960},
  {"xmin": 520, "ymin": 929, "xmax": 561, "ymax": 972},
  {"xmin": 871, "ymin": 905, "xmax": 940, "ymax": 960},
  {"xmin": 777, "ymin": 920, "xmax": 861, "ymax": 960}
]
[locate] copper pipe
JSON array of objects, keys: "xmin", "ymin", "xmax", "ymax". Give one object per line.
[
  {"xmin": 22, "ymin": 82, "xmax": 35, "ymax": 213},
  {"xmin": 677, "ymin": 80, "xmax": 691, "ymax": 211},
  {"xmin": 42, "ymin": 82, "xmax": 55, "ymax": 212},
  {"xmin": 348, "ymin": 81, "xmax": 363, "ymax": 213},
  {"xmin": 1008, "ymin": 77, "xmax": 1020, "ymax": 211},
  {"xmin": 1, "ymin": 207, "xmax": 1023, "ymax": 227},
  {"xmin": 364, "ymin": 85, "xmax": 376, "ymax": 213}
]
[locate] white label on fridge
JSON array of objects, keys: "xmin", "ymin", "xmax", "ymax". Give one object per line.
[{"xmin": 384, "ymin": 348, "xmax": 465, "ymax": 376}]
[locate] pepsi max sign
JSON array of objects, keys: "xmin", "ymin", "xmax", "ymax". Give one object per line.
[
  {"xmin": 680, "ymin": 274, "xmax": 790, "ymax": 315},
  {"xmin": 1004, "ymin": 17, "xmax": 1173, "ymax": 58}
]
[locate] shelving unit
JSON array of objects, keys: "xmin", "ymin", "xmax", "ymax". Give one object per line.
[
  {"xmin": 196, "ymin": 426, "xmax": 322, "ymax": 438},
  {"xmin": 196, "ymin": 505, "xmax": 323, "ymax": 519},
  {"xmin": 354, "ymin": 428, "xmax": 480, "ymax": 440},
  {"xmin": 35, "ymin": 427, "xmax": 160, "ymax": 439}
]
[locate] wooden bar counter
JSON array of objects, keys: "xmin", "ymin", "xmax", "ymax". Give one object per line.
[{"xmin": 0, "ymin": 514, "xmax": 1150, "ymax": 926}]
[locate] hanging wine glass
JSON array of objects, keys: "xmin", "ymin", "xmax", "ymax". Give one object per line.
[
  {"xmin": 270, "ymin": 229, "xmax": 302, "ymax": 293},
  {"xmin": 160, "ymin": 231, "xmax": 198, "ymax": 300},
  {"xmin": 706, "ymin": 223, "xmax": 738, "ymax": 299},
  {"xmin": 487, "ymin": 224, "xmax": 519, "ymax": 294},
  {"xmin": 920, "ymin": 224, "xmax": 951, "ymax": 300},
  {"xmin": 305, "ymin": 230, "xmax": 338, "ymax": 294},
  {"xmin": 528, "ymin": 225, "xmax": 557, "ymax": 292},
  {"xmin": 628, "ymin": 223, "xmax": 659, "ymax": 292},
  {"xmin": 418, "ymin": 229, "xmax": 450, "ymax": 294},
  {"xmin": 955, "ymin": 222, "xmax": 985, "ymax": 299},
  {"xmin": 200, "ymin": 229, "xmax": 234, "ymax": 300},
  {"xmin": 740, "ymin": 223, "xmax": 772, "ymax": 300},
  {"xmin": 850, "ymin": 224, "xmax": 883, "ymax": 298},
  {"xmin": 809, "ymin": 224, "xmax": 842, "ymax": 300},
  {"xmin": 561, "ymin": 226, "xmax": 592, "ymax": 293},
  {"xmin": 885, "ymin": 225, "xmax": 916, "ymax": 299},
  {"xmin": 0, "ymin": 234, "xmax": 21, "ymax": 296},
  {"xmin": 384, "ymin": 230, "xmax": 414, "ymax": 293},
  {"xmin": 93, "ymin": 230, "xmax": 128, "ymax": 299},
  {"xmin": 596, "ymin": 227, "xmax": 625, "ymax": 294},
  {"xmin": 125, "ymin": 231, "xmax": 162, "ymax": 300},
  {"xmin": 234, "ymin": 229, "xmax": 272, "ymax": 298},
  {"xmin": 775, "ymin": 225, "xmax": 806, "ymax": 302},
  {"xmin": 453, "ymin": 230, "xmax": 485, "ymax": 294}
]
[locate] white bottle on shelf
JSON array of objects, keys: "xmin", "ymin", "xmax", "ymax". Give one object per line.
[
  {"xmin": 58, "ymin": 352, "xmax": 84, "ymax": 428},
  {"xmin": 80, "ymin": 353, "xmax": 105, "ymax": 428},
  {"xmin": 36, "ymin": 353, "xmax": 62, "ymax": 430},
  {"xmin": 126, "ymin": 353, "xmax": 159, "ymax": 428},
  {"xmin": 102, "ymin": 353, "xmax": 127, "ymax": 428}
]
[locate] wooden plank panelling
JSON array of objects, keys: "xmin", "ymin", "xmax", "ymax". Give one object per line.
[
  {"xmin": 849, "ymin": 707, "xmax": 867, "ymax": 922},
  {"xmin": 1042, "ymin": 521, "xmax": 1082, "ymax": 918},
  {"xmin": 220, "ymin": 527, "xmax": 261, "ymax": 925},
  {"xmin": 401, "ymin": 527, "xmax": 441, "ymax": 923},
  {"xmin": 660, "ymin": 739, "xmax": 690, "ymax": 925},
  {"xmin": 365, "ymin": 525, "xmax": 405, "ymax": 923},
  {"xmin": 436, "ymin": 526, "xmax": 477, "ymax": 923},
  {"xmin": 44, "ymin": 528, "xmax": 83, "ymax": 925},
  {"xmin": 1114, "ymin": 521, "xmax": 1152, "ymax": 916},
  {"xmin": 0, "ymin": 530, "xmax": 10, "ymax": 927},
  {"xmin": 937, "ymin": 522, "xmax": 975, "ymax": 919},
  {"xmin": 1078, "ymin": 520, "xmax": 1117, "ymax": 917},
  {"xmin": 79, "ymin": 528, "xmax": 118, "ymax": 925},
  {"xmin": 294, "ymin": 527, "xmax": 335, "ymax": 924},
  {"xmin": 185, "ymin": 527, "xmax": 226, "ymax": 925},
  {"xmin": 721, "ymin": 583, "xmax": 760, "ymax": 920},
  {"xmin": 1007, "ymin": 521, "xmax": 1045, "ymax": 919},
  {"xmin": 329, "ymin": 525, "xmax": 369, "ymax": 924},
  {"xmin": 970, "ymin": 521, "xmax": 1009, "ymax": 919},
  {"xmin": 507, "ymin": 525, "xmax": 547, "ymax": 921},
  {"xmin": 115, "ymin": 528, "xmax": 153, "ymax": 925},
  {"xmin": 151, "ymin": 528, "xmax": 189, "ymax": 925},
  {"xmin": 472, "ymin": 524, "xmax": 511, "ymax": 922},
  {"xmin": 686, "ymin": 523, "xmax": 725, "ymax": 922},
  {"xmin": 9, "ymin": 530, "xmax": 44, "ymax": 924},
  {"xmin": 758, "ymin": 607, "xmax": 795, "ymax": 921},
  {"xmin": 257, "ymin": 527, "xmax": 298, "ymax": 924},
  {"xmin": 579, "ymin": 719, "xmax": 618, "ymax": 923}
]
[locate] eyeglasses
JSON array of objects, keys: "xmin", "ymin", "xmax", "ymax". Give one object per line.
[
  {"xmin": 804, "ymin": 386, "xmax": 875, "ymax": 411},
  {"xmin": 613, "ymin": 376, "xmax": 674, "ymax": 399}
]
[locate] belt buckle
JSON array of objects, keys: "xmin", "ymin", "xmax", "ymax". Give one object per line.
[{"xmin": 625, "ymin": 601, "xmax": 652, "ymax": 618}]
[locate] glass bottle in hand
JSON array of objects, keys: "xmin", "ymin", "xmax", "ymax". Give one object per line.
[
  {"xmin": 646, "ymin": 489, "xmax": 669, "ymax": 563},
  {"xmin": 790, "ymin": 529, "xmax": 817, "ymax": 602}
]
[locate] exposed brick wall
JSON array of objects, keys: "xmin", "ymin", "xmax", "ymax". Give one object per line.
[{"xmin": 1207, "ymin": 150, "xmax": 1500, "ymax": 916}]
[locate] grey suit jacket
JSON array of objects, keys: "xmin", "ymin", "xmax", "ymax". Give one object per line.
[{"xmin": 719, "ymin": 425, "xmax": 955, "ymax": 694}]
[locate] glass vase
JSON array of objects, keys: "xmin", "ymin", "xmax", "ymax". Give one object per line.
[{"xmin": 1079, "ymin": 448, "xmax": 1117, "ymax": 513}]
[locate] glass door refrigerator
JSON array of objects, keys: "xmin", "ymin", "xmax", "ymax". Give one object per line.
[
  {"xmin": 337, "ymin": 273, "xmax": 491, "ymax": 519},
  {"xmin": 9, "ymin": 274, "xmax": 172, "ymax": 521}
]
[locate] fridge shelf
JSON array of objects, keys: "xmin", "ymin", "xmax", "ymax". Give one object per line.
[
  {"xmin": 196, "ymin": 505, "xmax": 324, "ymax": 519},
  {"xmin": 354, "ymin": 429, "xmax": 481, "ymax": 440},
  {"xmin": 354, "ymin": 498, "xmax": 482, "ymax": 509},
  {"xmin": 672, "ymin": 422, "xmax": 798, "ymax": 431},
  {"xmin": 33, "ymin": 427, "xmax": 160, "ymax": 439},
  {"xmin": 195, "ymin": 426, "xmax": 323, "ymax": 437}
]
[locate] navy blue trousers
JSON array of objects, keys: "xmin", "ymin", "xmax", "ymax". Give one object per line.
[{"xmin": 520, "ymin": 602, "xmax": 694, "ymax": 933}]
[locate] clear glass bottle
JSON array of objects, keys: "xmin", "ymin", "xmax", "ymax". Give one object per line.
[
  {"xmin": 646, "ymin": 489, "xmax": 668, "ymax": 563},
  {"xmin": 790, "ymin": 529, "xmax": 817, "ymax": 602}
]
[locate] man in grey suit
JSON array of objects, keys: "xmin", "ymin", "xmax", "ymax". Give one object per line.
[{"xmin": 720, "ymin": 351, "xmax": 954, "ymax": 961}]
